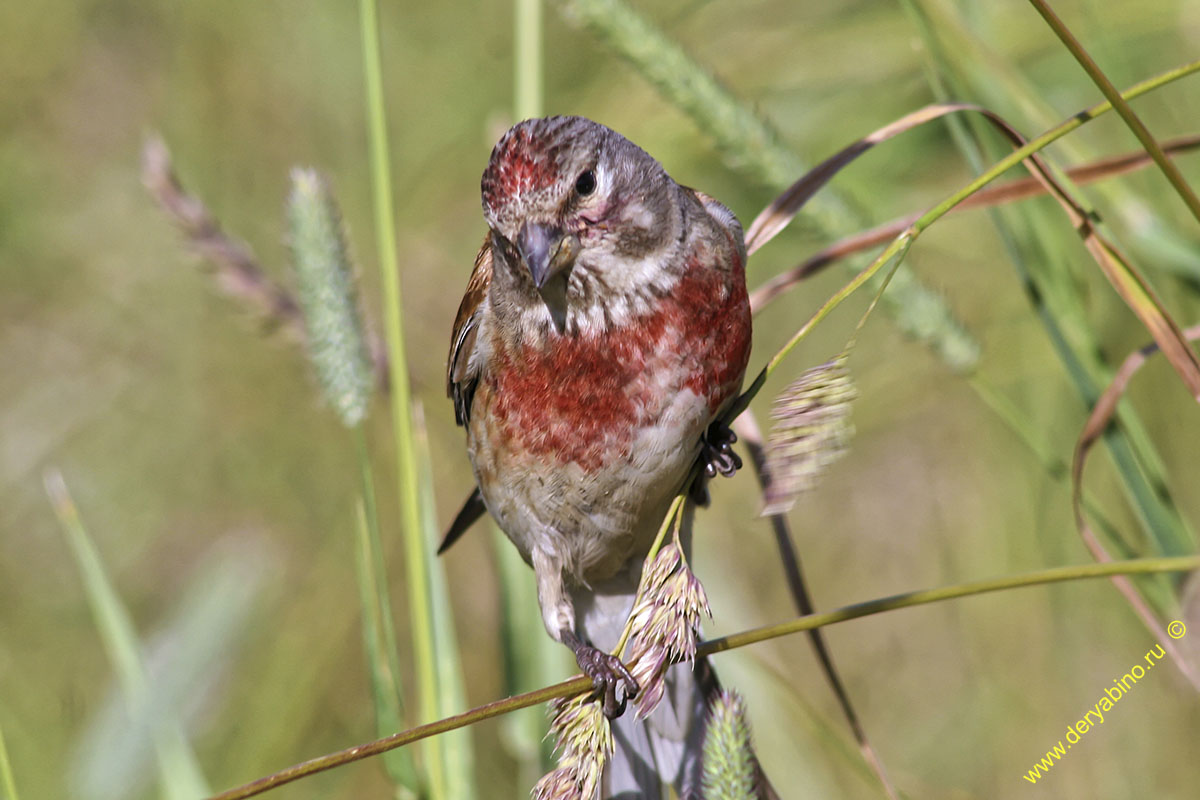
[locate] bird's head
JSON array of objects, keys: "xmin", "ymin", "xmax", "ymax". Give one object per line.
[{"xmin": 481, "ymin": 116, "xmax": 683, "ymax": 332}]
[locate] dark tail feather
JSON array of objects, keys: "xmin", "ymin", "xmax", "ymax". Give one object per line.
[{"xmin": 438, "ymin": 486, "xmax": 486, "ymax": 554}]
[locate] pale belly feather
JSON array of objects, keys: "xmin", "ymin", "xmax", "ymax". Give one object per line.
[{"xmin": 468, "ymin": 358, "xmax": 712, "ymax": 585}]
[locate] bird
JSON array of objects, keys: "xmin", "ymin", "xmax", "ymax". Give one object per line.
[{"xmin": 444, "ymin": 115, "xmax": 760, "ymax": 797}]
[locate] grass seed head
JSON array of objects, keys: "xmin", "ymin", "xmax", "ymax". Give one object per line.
[
  {"xmin": 625, "ymin": 542, "xmax": 711, "ymax": 718},
  {"xmin": 701, "ymin": 689, "xmax": 758, "ymax": 800},
  {"xmin": 762, "ymin": 355, "xmax": 857, "ymax": 515},
  {"xmin": 286, "ymin": 168, "xmax": 373, "ymax": 427},
  {"xmin": 533, "ymin": 693, "xmax": 613, "ymax": 800}
]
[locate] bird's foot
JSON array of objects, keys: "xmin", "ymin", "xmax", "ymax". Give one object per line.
[
  {"xmin": 690, "ymin": 421, "xmax": 743, "ymax": 505},
  {"xmin": 562, "ymin": 630, "xmax": 639, "ymax": 719}
]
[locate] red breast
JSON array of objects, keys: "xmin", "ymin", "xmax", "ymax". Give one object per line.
[{"xmin": 487, "ymin": 250, "xmax": 750, "ymax": 472}]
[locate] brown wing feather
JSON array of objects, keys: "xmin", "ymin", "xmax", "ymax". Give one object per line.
[
  {"xmin": 448, "ymin": 232, "xmax": 494, "ymax": 426},
  {"xmin": 441, "ymin": 235, "xmax": 494, "ymax": 554}
]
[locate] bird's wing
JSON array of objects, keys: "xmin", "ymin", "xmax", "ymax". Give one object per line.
[
  {"xmin": 447, "ymin": 233, "xmax": 493, "ymax": 426},
  {"xmin": 440, "ymin": 235, "xmax": 494, "ymax": 555},
  {"xmin": 689, "ymin": 189, "xmax": 748, "ymax": 265}
]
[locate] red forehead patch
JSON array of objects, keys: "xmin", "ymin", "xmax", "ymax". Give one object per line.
[{"xmin": 482, "ymin": 124, "xmax": 564, "ymax": 213}]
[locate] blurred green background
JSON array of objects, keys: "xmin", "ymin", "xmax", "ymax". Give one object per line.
[{"xmin": 3, "ymin": 0, "xmax": 1200, "ymax": 798}]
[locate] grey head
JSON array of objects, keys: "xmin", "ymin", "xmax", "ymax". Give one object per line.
[{"xmin": 480, "ymin": 116, "xmax": 686, "ymax": 333}]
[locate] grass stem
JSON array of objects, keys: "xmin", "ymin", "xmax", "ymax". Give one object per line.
[
  {"xmin": 357, "ymin": 0, "xmax": 445, "ymax": 795},
  {"xmin": 1026, "ymin": 0, "xmax": 1200, "ymax": 225},
  {"xmin": 205, "ymin": 553, "xmax": 1200, "ymax": 800}
]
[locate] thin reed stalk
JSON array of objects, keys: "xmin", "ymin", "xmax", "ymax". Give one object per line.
[
  {"xmin": 204, "ymin": 554, "xmax": 1200, "ymax": 800},
  {"xmin": 358, "ymin": 0, "xmax": 446, "ymax": 796}
]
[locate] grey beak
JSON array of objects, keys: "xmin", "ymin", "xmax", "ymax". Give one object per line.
[{"xmin": 517, "ymin": 222, "xmax": 564, "ymax": 289}]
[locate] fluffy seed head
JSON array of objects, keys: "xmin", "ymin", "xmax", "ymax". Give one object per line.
[
  {"xmin": 533, "ymin": 694, "xmax": 613, "ymax": 800},
  {"xmin": 624, "ymin": 541, "xmax": 711, "ymax": 718},
  {"xmin": 701, "ymin": 690, "xmax": 759, "ymax": 799},
  {"xmin": 286, "ymin": 168, "xmax": 372, "ymax": 427},
  {"xmin": 762, "ymin": 355, "xmax": 857, "ymax": 515}
]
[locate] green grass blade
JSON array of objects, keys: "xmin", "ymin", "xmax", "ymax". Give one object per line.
[
  {"xmin": 357, "ymin": 0, "xmax": 446, "ymax": 796},
  {"xmin": 71, "ymin": 539, "xmax": 269, "ymax": 800},
  {"xmin": 902, "ymin": 8, "xmax": 1197, "ymax": 585},
  {"xmin": 557, "ymin": 0, "xmax": 981, "ymax": 373},
  {"xmin": 0, "ymin": 715, "xmax": 19, "ymax": 800},
  {"xmin": 494, "ymin": 531, "xmax": 560, "ymax": 777},
  {"xmin": 923, "ymin": 2, "xmax": 1193, "ymax": 476},
  {"xmin": 413, "ymin": 404, "xmax": 477, "ymax": 800},
  {"xmin": 501, "ymin": 0, "xmax": 560, "ymax": 779},
  {"xmin": 725, "ymin": 61, "xmax": 1200, "ymax": 589},
  {"xmin": 45, "ymin": 469, "xmax": 209, "ymax": 800},
  {"xmin": 916, "ymin": 0, "xmax": 1200, "ymax": 284},
  {"xmin": 352, "ymin": 456, "xmax": 419, "ymax": 794},
  {"xmin": 1027, "ymin": 0, "xmax": 1200, "ymax": 225},
  {"xmin": 514, "ymin": 0, "xmax": 542, "ymax": 120}
]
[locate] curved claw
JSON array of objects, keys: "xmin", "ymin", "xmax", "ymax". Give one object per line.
[
  {"xmin": 580, "ymin": 646, "xmax": 639, "ymax": 719},
  {"xmin": 692, "ymin": 422, "xmax": 743, "ymax": 502},
  {"xmin": 711, "ymin": 446, "xmax": 741, "ymax": 477},
  {"xmin": 564, "ymin": 632, "xmax": 639, "ymax": 719},
  {"xmin": 601, "ymin": 674, "xmax": 628, "ymax": 718}
]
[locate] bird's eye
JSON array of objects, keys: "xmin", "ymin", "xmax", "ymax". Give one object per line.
[{"xmin": 574, "ymin": 170, "xmax": 597, "ymax": 197}]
